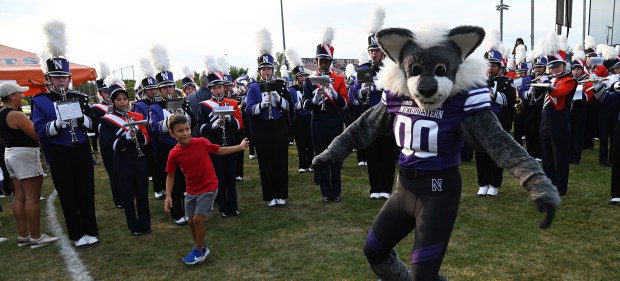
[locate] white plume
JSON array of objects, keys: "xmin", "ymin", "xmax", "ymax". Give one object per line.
[
  {"xmin": 103, "ymin": 74, "xmax": 125, "ymax": 88},
  {"xmin": 506, "ymin": 57, "xmax": 515, "ymax": 70},
  {"xmin": 248, "ymin": 68, "xmax": 258, "ymax": 80},
  {"xmin": 97, "ymin": 62, "xmax": 110, "ymax": 80},
  {"xmin": 367, "ymin": 6, "xmax": 386, "ymax": 34},
  {"xmin": 483, "ymin": 28, "xmax": 501, "ymax": 52},
  {"xmin": 255, "ymin": 28, "xmax": 273, "ymax": 57},
  {"xmin": 574, "ymin": 42, "xmax": 584, "ymax": 53},
  {"xmin": 285, "ymin": 48, "xmax": 303, "ymax": 69},
  {"xmin": 358, "ymin": 50, "xmax": 370, "ymax": 65},
  {"xmin": 601, "ymin": 44, "xmax": 618, "ymax": 60},
  {"xmin": 139, "ymin": 57, "xmax": 155, "ymax": 77},
  {"xmin": 204, "ymin": 56, "xmax": 220, "ymax": 75},
  {"xmin": 280, "ymin": 65, "xmax": 289, "ymax": 78},
  {"xmin": 544, "ymin": 32, "xmax": 560, "ymax": 56},
  {"xmin": 585, "ymin": 35, "xmax": 596, "ymax": 50},
  {"xmin": 183, "ymin": 66, "xmax": 193, "ymax": 78},
  {"xmin": 217, "ymin": 57, "xmax": 230, "ymax": 75},
  {"xmin": 38, "ymin": 51, "xmax": 50, "ymax": 73},
  {"xmin": 43, "ymin": 20, "xmax": 68, "ymax": 57},
  {"xmin": 321, "ymin": 26, "xmax": 335, "ymax": 46},
  {"xmin": 616, "ymin": 45, "xmax": 620, "ymax": 53},
  {"xmin": 573, "ymin": 50, "xmax": 586, "ymax": 61},
  {"xmin": 345, "ymin": 64, "xmax": 356, "ymax": 78},
  {"xmin": 527, "ymin": 38, "xmax": 546, "ymax": 62},
  {"xmin": 558, "ymin": 35, "xmax": 568, "ymax": 51},
  {"xmin": 515, "ymin": 45, "xmax": 526, "ymax": 64},
  {"xmin": 498, "ymin": 42, "xmax": 507, "ymax": 58},
  {"xmin": 150, "ymin": 44, "xmax": 170, "ymax": 72}
]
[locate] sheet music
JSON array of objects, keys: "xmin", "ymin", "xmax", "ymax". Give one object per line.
[{"xmin": 54, "ymin": 99, "xmax": 83, "ymax": 120}]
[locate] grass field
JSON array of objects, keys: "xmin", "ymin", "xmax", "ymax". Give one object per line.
[{"xmin": 0, "ymin": 144, "xmax": 619, "ymax": 280}]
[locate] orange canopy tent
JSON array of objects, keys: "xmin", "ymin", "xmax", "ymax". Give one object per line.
[{"xmin": 0, "ymin": 44, "xmax": 97, "ymax": 96}]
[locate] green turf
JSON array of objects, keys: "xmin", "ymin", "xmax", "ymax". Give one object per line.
[{"xmin": 0, "ymin": 144, "xmax": 618, "ymax": 280}]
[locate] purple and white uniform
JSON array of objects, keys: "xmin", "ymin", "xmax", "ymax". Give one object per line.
[{"xmin": 382, "ymin": 85, "xmax": 491, "ymax": 171}]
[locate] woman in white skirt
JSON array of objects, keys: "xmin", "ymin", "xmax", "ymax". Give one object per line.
[{"xmin": 0, "ymin": 82, "xmax": 58, "ymax": 249}]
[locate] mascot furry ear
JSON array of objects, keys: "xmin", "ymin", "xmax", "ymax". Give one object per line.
[
  {"xmin": 377, "ymin": 26, "xmax": 484, "ymax": 64},
  {"xmin": 376, "ymin": 26, "xmax": 486, "ymax": 111}
]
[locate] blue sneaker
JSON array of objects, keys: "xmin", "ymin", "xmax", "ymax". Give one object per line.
[{"xmin": 182, "ymin": 247, "xmax": 209, "ymax": 265}]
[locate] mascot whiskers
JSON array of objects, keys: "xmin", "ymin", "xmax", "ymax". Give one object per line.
[{"xmin": 312, "ymin": 24, "xmax": 560, "ymax": 281}]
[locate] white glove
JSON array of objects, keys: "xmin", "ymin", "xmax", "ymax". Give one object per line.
[
  {"xmin": 224, "ymin": 115, "xmax": 232, "ymax": 122},
  {"xmin": 125, "ymin": 130, "xmax": 135, "ymax": 140},
  {"xmin": 295, "ymin": 92, "xmax": 302, "ymax": 110},
  {"xmin": 260, "ymin": 93, "xmax": 270, "ymax": 109},
  {"xmin": 591, "ymin": 73, "xmax": 599, "ymax": 79},
  {"xmin": 312, "ymin": 88, "xmax": 324, "ymax": 104},
  {"xmin": 54, "ymin": 119, "xmax": 69, "ymax": 129},
  {"xmin": 270, "ymin": 91, "xmax": 281, "ymax": 107},
  {"xmin": 211, "ymin": 118, "xmax": 223, "ymax": 129},
  {"xmin": 593, "ymin": 80, "xmax": 604, "ymax": 91}
]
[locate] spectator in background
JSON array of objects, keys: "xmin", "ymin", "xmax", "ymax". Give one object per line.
[
  {"xmin": 0, "ymin": 82, "xmax": 58, "ymax": 248},
  {"xmin": 512, "ymin": 38, "xmax": 527, "ymax": 57}
]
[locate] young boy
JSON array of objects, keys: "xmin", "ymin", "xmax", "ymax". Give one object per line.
[{"xmin": 164, "ymin": 114, "xmax": 248, "ymax": 265}]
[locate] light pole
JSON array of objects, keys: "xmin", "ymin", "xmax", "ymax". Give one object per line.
[
  {"xmin": 496, "ymin": 0, "xmax": 510, "ymax": 41},
  {"xmin": 280, "ymin": 0, "xmax": 287, "ymax": 66}
]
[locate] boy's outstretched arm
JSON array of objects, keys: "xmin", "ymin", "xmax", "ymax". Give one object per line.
[
  {"xmin": 163, "ymin": 172, "xmax": 175, "ymax": 213},
  {"xmin": 215, "ymin": 138, "xmax": 249, "ymax": 156}
]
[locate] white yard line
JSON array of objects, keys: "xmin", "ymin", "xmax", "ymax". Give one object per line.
[{"xmin": 46, "ymin": 190, "xmax": 94, "ymax": 281}]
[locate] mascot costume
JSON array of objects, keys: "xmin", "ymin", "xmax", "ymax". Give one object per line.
[{"xmin": 312, "ymin": 25, "xmax": 561, "ymax": 281}]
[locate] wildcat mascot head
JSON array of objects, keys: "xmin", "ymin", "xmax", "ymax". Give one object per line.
[{"xmin": 377, "ymin": 24, "xmax": 487, "ymax": 111}]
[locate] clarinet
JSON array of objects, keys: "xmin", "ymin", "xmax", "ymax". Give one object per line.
[
  {"xmin": 59, "ymin": 87, "xmax": 79, "ymax": 144},
  {"xmin": 122, "ymin": 109, "xmax": 145, "ymax": 158},
  {"xmin": 216, "ymin": 97, "xmax": 228, "ymax": 146},
  {"xmin": 263, "ymin": 75, "xmax": 274, "ymax": 119}
]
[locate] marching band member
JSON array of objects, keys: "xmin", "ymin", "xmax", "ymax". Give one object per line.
[
  {"xmin": 31, "ymin": 20, "xmax": 99, "ymax": 247},
  {"xmin": 522, "ymin": 43, "xmax": 548, "ymax": 160},
  {"xmin": 148, "ymin": 44, "xmax": 192, "ymax": 225},
  {"xmin": 131, "ymin": 58, "xmax": 165, "ymax": 200},
  {"xmin": 349, "ymin": 7, "xmax": 398, "ymax": 200},
  {"xmin": 303, "ymin": 26, "xmax": 348, "ymax": 202},
  {"xmin": 219, "ymin": 57, "xmax": 245, "ymax": 181},
  {"xmin": 569, "ymin": 50, "xmax": 595, "ymax": 165},
  {"xmin": 188, "ymin": 72, "xmax": 213, "ymax": 138},
  {"xmin": 285, "ymin": 49, "xmax": 314, "ymax": 174},
  {"xmin": 595, "ymin": 45, "xmax": 619, "ymax": 167},
  {"xmin": 476, "ymin": 29, "xmax": 516, "ymax": 197},
  {"xmin": 593, "ymin": 55, "xmax": 620, "ymax": 205},
  {"xmin": 181, "ymin": 66, "xmax": 197, "ymax": 97},
  {"xmin": 349, "ymin": 51, "xmax": 370, "ymax": 167},
  {"xmin": 245, "ymin": 29, "xmax": 292, "ymax": 207},
  {"xmin": 99, "ymin": 76, "xmax": 151, "ymax": 235},
  {"xmin": 532, "ymin": 34, "xmax": 576, "ymax": 196},
  {"xmin": 90, "ymin": 62, "xmax": 122, "ymax": 208},
  {"xmin": 196, "ymin": 58, "xmax": 243, "ymax": 217}
]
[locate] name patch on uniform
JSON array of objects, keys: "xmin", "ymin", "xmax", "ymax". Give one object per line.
[{"xmin": 399, "ymin": 106, "xmax": 444, "ymax": 119}]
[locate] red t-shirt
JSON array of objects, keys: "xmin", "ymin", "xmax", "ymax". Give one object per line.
[{"xmin": 166, "ymin": 138, "xmax": 220, "ymax": 194}]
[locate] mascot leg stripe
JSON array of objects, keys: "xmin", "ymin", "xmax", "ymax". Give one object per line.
[
  {"xmin": 366, "ymin": 228, "xmax": 384, "ymax": 253},
  {"xmin": 410, "ymin": 242, "xmax": 444, "ymax": 264},
  {"xmin": 46, "ymin": 190, "xmax": 94, "ymax": 281}
]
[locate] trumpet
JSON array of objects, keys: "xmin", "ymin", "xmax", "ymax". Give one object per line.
[
  {"xmin": 59, "ymin": 86, "xmax": 79, "ymax": 144},
  {"xmin": 121, "ymin": 109, "xmax": 146, "ymax": 158},
  {"xmin": 319, "ymin": 70, "xmax": 329, "ymax": 111},
  {"xmin": 216, "ymin": 97, "xmax": 228, "ymax": 146}
]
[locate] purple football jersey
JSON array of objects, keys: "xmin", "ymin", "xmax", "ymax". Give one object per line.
[{"xmin": 383, "ymin": 86, "xmax": 491, "ymax": 171}]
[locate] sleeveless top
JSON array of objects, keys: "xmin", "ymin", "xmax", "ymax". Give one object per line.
[{"xmin": 0, "ymin": 106, "xmax": 39, "ymax": 148}]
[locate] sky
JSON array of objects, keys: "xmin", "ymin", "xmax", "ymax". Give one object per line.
[{"xmin": 0, "ymin": 0, "xmax": 593, "ymax": 81}]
